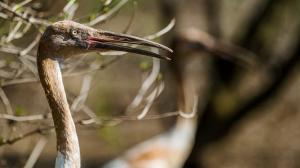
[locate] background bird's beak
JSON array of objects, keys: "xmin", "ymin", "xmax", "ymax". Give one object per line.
[{"xmin": 86, "ymin": 31, "xmax": 172, "ymax": 60}]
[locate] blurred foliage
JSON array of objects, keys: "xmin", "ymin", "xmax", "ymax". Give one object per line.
[
  {"xmin": 98, "ymin": 126, "xmax": 121, "ymax": 150},
  {"xmin": 15, "ymin": 106, "xmax": 26, "ymax": 116},
  {"xmin": 139, "ymin": 60, "xmax": 151, "ymax": 71}
]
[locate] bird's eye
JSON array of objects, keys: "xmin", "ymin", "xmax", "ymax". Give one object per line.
[{"xmin": 72, "ymin": 30, "xmax": 78, "ymax": 36}]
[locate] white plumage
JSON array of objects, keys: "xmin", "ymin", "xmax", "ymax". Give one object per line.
[{"xmin": 103, "ymin": 117, "xmax": 197, "ymax": 168}]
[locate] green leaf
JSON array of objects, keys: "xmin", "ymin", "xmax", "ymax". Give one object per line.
[
  {"xmin": 15, "ymin": 106, "xmax": 26, "ymax": 116},
  {"xmin": 98, "ymin": 126, "xmax": 120, "ymax": 150},
  {"xmin": 139, "ymin": 61, "xmax": 151, "ymax": 71}
]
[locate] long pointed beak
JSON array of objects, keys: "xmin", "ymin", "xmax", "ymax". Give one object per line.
[{"xmin": 86, "ymin": 31, "xmax": 172, "ymax": 60}]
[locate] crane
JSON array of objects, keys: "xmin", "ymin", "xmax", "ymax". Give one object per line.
[
  {"xmin": 103, "ymin": 116, "xmax": 198, "ymax": 168},
  {"xmin": 103, "ymin": 85, "xmax": 199, "ymax": 168},
  {"xmin": 37, "ymin": 20, "xmax": 172, "ymax": 168},
  {"xmin": 102, "ymin": 28, "xmax": 255, "ymax": 168}
]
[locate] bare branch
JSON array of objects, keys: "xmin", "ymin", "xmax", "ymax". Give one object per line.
[
  {"xmin": 179, "ymin": 28, "xmax": 257, "ymax": 67},
  {"xmin": 88, "ymin": 0, "xmax": 129, "ymax": 26},
  {"xmin": 24, "ymin": 137, "xmax": 48, "ymax": 168},
  {"xmin": 122, "ymin": 1, "xmax": 137, "ymax": 34},
  {"xmin": 127, "ymin": 58, "xmax": 161, "ymax": 112},
  {"xmin": 78, "ymin": 111, "xmax": 181, "ymax": 127},
  {"xmin": 63, "ymin": 0, "xmax": 79, "ymax": 20},
  {"xmin": 0, "ymin": 2, "xmax": 50, "ymax": 26},
  {"xmin": 19, "ymin": 57, "xmax": 38, "ymax": 76},
  {"xmin": 20, "ymin": 33, "xmax": 41, "ymax": 57},
  {"xmin": 0, "ymin": 113, "xmax": 51, "ymax": 122},
  {"xmin": 1, "ymin": 78, "xmax": 38, "ymax": 87},
  {"xmin": 104, "ymin": 0, "xmax": 113, "ymax": 6},
  {"xmin": 178, "ymin": 94, "xmax": 199, "ymax": 119},
  {"xmin": 137, "ymin": 81, "xmax": 164, "ymax": 119},
  {"xmin": 0, "ymin": 69, "xmax": 15, "ymax": 79},
  {"xmin": 0, "ymin": 12, "xmax": 8, "ymax": 19},
  {"xmin": 0, "ymin": 87, "xmax": 13, "ymax": 115},
  {"xmin": 12, "ymin": 0, "xmax": 34, "ymax": 11},
  {"xmin": 6, "ymin": 20, "xmax": 24, "ymax": 42},
  {"xmin": 71, "ymin": 74, "xmax": 93, "ymax": 113},
  {"xmin": 145, "ymin": 18, "xmax": 176, "ymax": 40},
  {"xmin": 0, "ymin": 126, "xmax": 53, "ymax": 146}
]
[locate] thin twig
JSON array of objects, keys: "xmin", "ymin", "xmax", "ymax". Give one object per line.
[
  {"xmin": 12, "ymin": 0, "xmax": 35, "ymax": 11},
  {"xmin": 178, "ymin": 94, "xmax": 199, "ymax": 118},
  {"xmin": 0, "ymin": 87, "xmax": 13, "ymax": 115},
  {"xmin": 1, "ymin": 78, "xmax": 38, "ymax": 87},
  {"xmin": 122, "ymin": 1, "xmax": 137, "ymax": 34},
  {"xmin": 20, "ymin": 33, "xmax": 41, "ymax": 56},
  {"xmin": 24, "ymin": 137, "xmax": 48, "ymax": 168},
  {"xmin": 0, "ymin": 2, "xmax": 50, "ymax": 26},
  {"xmin": 0, "ymin": 69, "xmax": 15, "ymax": 79},
  {"xmin": 179, "ymin": 28, "xmax": 257, "ymax": 67},
  {"xmin": 71, "ymin": 74, "xmax": 93, "ymax": 113},
  {"xmin": 145, "ymin": 18, "xmax": 176, "ymax": 40},
  {"xmin": 0, "ymin": 113, "xmax": 51, "ymax": 122},
  {"xmin": 88, "ymin": 0, "xmax": 129, "ymax": 26},
  {"xmin": 6, "ymin": 19, "xmax": 24, "ymax": 42},
  {"xmin": 0, "ymin": 126, "xmax": 53, "ymax": 146},
  {"xmin": 137, "ymin": 81, "xmax": 164, "ymax": 119},
  {"xmin": 127, "ymin": 58, "xmax": 161, "ymax": 112},
  {"xmin": 63, "ymin": 0, "xmax": 78, "ymax": 20}
]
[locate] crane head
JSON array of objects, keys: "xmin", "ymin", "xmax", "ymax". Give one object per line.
[{"xmin": 39, "ymin": 20, "xmax": 172, "ymax": 60}]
